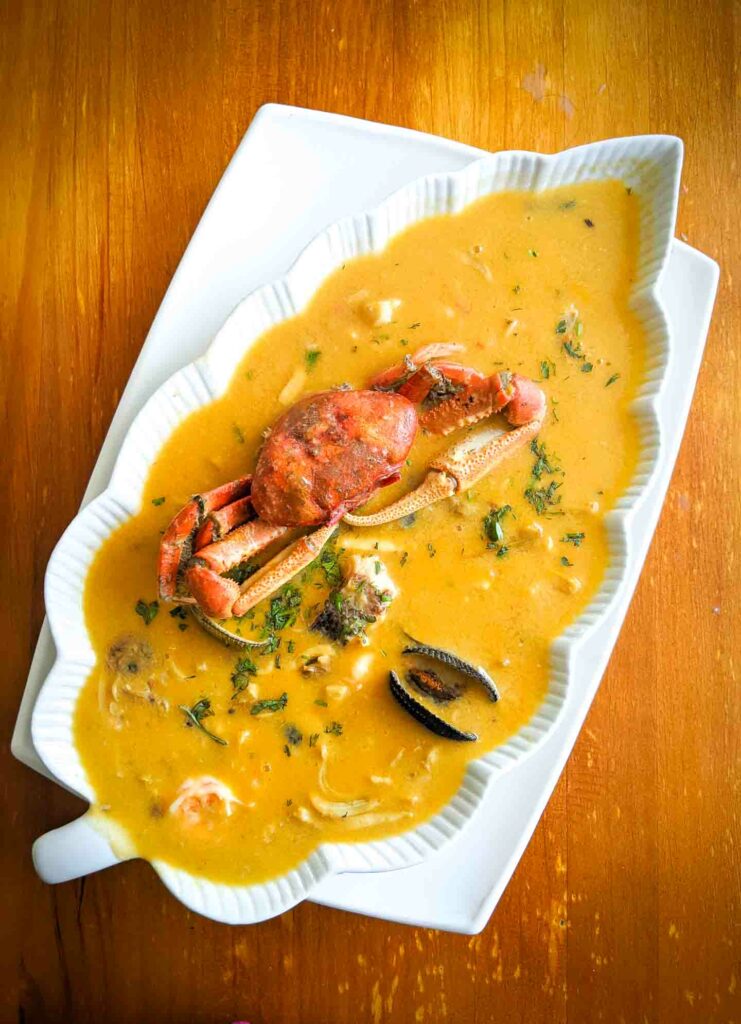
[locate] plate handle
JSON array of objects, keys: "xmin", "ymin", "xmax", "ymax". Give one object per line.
[{"xmin": 33, "ymin": 814, "xmax": 129, "ymax": 883}]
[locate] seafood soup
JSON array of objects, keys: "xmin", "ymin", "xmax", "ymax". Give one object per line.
[{"xmin": 76, "ymin": 180, "xmax": 643, "ymax": 884}]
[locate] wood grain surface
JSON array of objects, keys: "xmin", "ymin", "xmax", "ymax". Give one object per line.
[{"xmin": 1, "ymin": 1, "xmax": 738, "ymax": 1022}]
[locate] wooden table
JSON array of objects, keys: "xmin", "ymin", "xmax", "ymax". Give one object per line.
[{"xmin": 2, "ymin": 1, "xmax": 738, "ymax": 1021}]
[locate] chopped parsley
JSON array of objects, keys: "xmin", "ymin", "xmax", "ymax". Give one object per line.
[
  {"xmin": 231, "ymin": 656, "xmax": 257, "ymax": 698},
  {"xmin": 179, "ymin": 698, "xmax": 227, "ymax": 746},
  {"xmin": 562, "ymin": 532, "xmax": 585, "ymax": 547},
  {"xmin": 483, "ymin": 505, "xmax": 512, "ymax": 551},
  {"xmin": 525, "ymin": 480, "xmax": 563, "ymax": 516},
  {"xmin": 563, "ymin": 339, "xmax": 585, "ymax": 360},
  {"xmin": 224, "ymin": 559, "xmax": 258, "ymax": 584},
  {"xmin": 233, "ymin": 425, "xmax": 245, "ymax": 444},
  {"xmin": 151, "ymin": 496, "xmax": 166, "ymax": 506},
  {"xmin": 318, "ymin": 545, "xmax": 342, "ymax": 587},
  {"xmin": 135, "ymin": 599, "xmax": 159, "ymax": 626},
  {"xmin": 261, "ymin": 585, "xmax": 302, "ymax": 642},
  {"xmin": 251, "ymin": 693, "xmax": 288, "ymax": 716},
  {"xmin": 308, "ymin": 732, "xmax": 320, "ymax": 747},
  {"xmin": 305, "ymin": 348, "xmax": 322, "ymax": 370},
  {"xmin": 540, "ymin": 359, "xmax": 556, "ymax": 380},
  {"xmin": 581, "ymin": 362, "xmax": 593, "ymax": 373},
  {"xmin": 530, "ymin": 439, "xmax": 559, "ymax": 480},
  {"xmin": 314, "ymin": 699, "xmax": 328, "ymax": 708},
  {"xmin": 559, "ymin": 199, "xmax": 576, "ymax": 210},
  {"xmin": 561, "ymin": 556, "xmax": 573, "ymax": 567},
  {"xmin": 606, "ymin": 373, "xmax": 621, "ymax": 387},
  {"xmin": 324, "ymin": 721, "xmax": 343, "ymax": 736},
  {"xmin": 555, "ymin": 319, "xmax": 568, "ymax": 335}
]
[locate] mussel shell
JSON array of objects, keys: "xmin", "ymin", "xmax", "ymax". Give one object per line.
[
  {"xmin": 389, "ymin": 671, "xmax": 477, "ymax": 742},
  {"xmin": 403, "ymin": 635, "xmax": 500, "ymax": 702},
  {"xmin": 190, "ymin": 606, "xmax": 271, "ymax": 650}
]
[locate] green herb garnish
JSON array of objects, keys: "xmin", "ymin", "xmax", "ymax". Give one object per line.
[
  {"xmin": 305, "ymin": 349, "xmax": 322, "ymax": 370},
  {"xmin": 581, "ymin": 362, "xmax": 593, "ymax": 373},
  {"xmin": 483, "ymin": 505, "xmax": 512, "ymax": 549},
  {"xmin": 525, "ymin": 481, "xmax": 563, "ymax": 516},
  {"xmin": 563, "ymin": 340, "xmax": 584, "ymax": 359},
  {"xmin": 324, "ymin": 721, "xmax": 343, "ymax": 736},
  {"xmin": 561, "ymin": 556, "xmax": 573, "ymax": 566},
  {"xmin": 605, "ymin": 373, "xmax": 620, "ymax": 387},
  {"xmin": 530, "ymin": 439, "xmax": 558, "ymax": 480},
  {"xmin": 562, "ymin": 532, "xmax": 585, "ymax": 547},
  {"xmin": 135, "ymin": 599, "xmax": 159, "ymax": 626},
  {"xmin": 260, "ymin": 585, "xmax": 302, "ymax": 645},
  {"xmin": 318, "ymin": 545, "xmax": 342, "ymax": 587},
  {"xmin": 233, "ymin": 425, "xmax": 245, "ymax": 444},
  {"xmin": 151, "ymin": 496, "xmax": 166, "ymax": 506},
  {"xmin": 251, "ymin": 693, "xmax": 288, "ymax": 716},
  {"xmin": 224, "ymin": 559, "xmax": 259, "ymax": 585},
  {"xmin": 231, "ymin": 656, "xmax": 257, "ymax": 698},
  {"xmin": 178, "ymin": 698, "xmax": 227, "ymax": 746}
]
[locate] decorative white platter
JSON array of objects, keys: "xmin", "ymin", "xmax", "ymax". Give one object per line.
[{"xmin": 14, "ymin": 105, "xmax": 718, "ymax": 932}]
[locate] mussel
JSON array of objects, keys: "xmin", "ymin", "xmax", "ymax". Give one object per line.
[
  {"xmin": 389, "ymin": 671, "xmax": 477, "ymax": 742},
  {"xmin": 403, "ymin": 634, "xmax": 500, "ymax": 702},
  {"xmin": 407, "ymin": 667, "xmax": 460, "ymax": 703},
  {"xmin": 190, "ymin": 606, "xmax": 272, "ymax": 650}
]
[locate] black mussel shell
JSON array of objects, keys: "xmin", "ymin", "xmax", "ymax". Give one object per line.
[
  {"xmin": 389, "ymin": 671, "xmax": 477, "ymax": 742},
  {"xmin": 407, "ymin": 668, "xmax": 460, "ymax": 703},
  {"xmin": 403, "ymin": 634, "xmax": 500, "ymax": 702},
  {"xmin": 190, "ymin": 605, "xmax": 271, "ymax": 650}
]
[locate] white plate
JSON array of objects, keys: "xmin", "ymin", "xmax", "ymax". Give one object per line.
[{"xmin": 15, "ymin": 106, "xmax": 718, "ymax": 932}]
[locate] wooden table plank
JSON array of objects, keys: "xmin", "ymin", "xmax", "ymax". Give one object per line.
[{"xmin": 1, "ymin": 1, "xmax": 738, "ymax": 1022}]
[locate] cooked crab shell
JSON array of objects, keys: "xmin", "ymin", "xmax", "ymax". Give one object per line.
[{"xmin": 389, "ymin": 671, "xmax": 477, "ymax": 742}]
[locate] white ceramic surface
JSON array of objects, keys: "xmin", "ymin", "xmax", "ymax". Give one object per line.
[{"xmin": 16, "ymin": 108, "xmax": 714, "ymax": 931}]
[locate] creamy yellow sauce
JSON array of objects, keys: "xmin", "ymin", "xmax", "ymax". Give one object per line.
[{"xmin": 76, "ymin": 180, "xmax": 643, "ymax": 884}]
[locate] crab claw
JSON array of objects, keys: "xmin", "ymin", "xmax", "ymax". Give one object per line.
[
  {"xmin": 194, "ymin": 495, "xmax": 254, "ymax": 549},
  {"xmin": 232, "ymin": 523, "xmax": 339, "ymax": 617},
  {"xmin": 158, "ymin": 476, "xmax": 252, "ymax": 600},
  {"xmin": 183, "ymin": 520, "xmax": 291, "ymax": 619}
]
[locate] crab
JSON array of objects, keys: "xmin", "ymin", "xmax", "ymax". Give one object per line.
[{"xmin": 158, "ymin": 343, "xmax": 546, "ymax": 622}]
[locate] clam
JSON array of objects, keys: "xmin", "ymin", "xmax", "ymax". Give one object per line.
[{"xmin": 389, "ymin": 671, "xmax": 477, "ymax": 742}]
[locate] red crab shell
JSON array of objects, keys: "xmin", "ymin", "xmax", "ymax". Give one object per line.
[{"xmin": 250, "ymin": 389, "xmax": 418, "ymax": 527}]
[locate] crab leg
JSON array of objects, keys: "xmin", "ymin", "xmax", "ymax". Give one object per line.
[
  {"xmin": 344, "ymin": 375, "xmax": 546, "ymax": 527},
  {"xmin": 158, "ymin": 476, "xmax": 252, "ymax": 600},
  {"xmin": 232, "ymin": 523, "xmax": 338, "ymax": 617}
]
